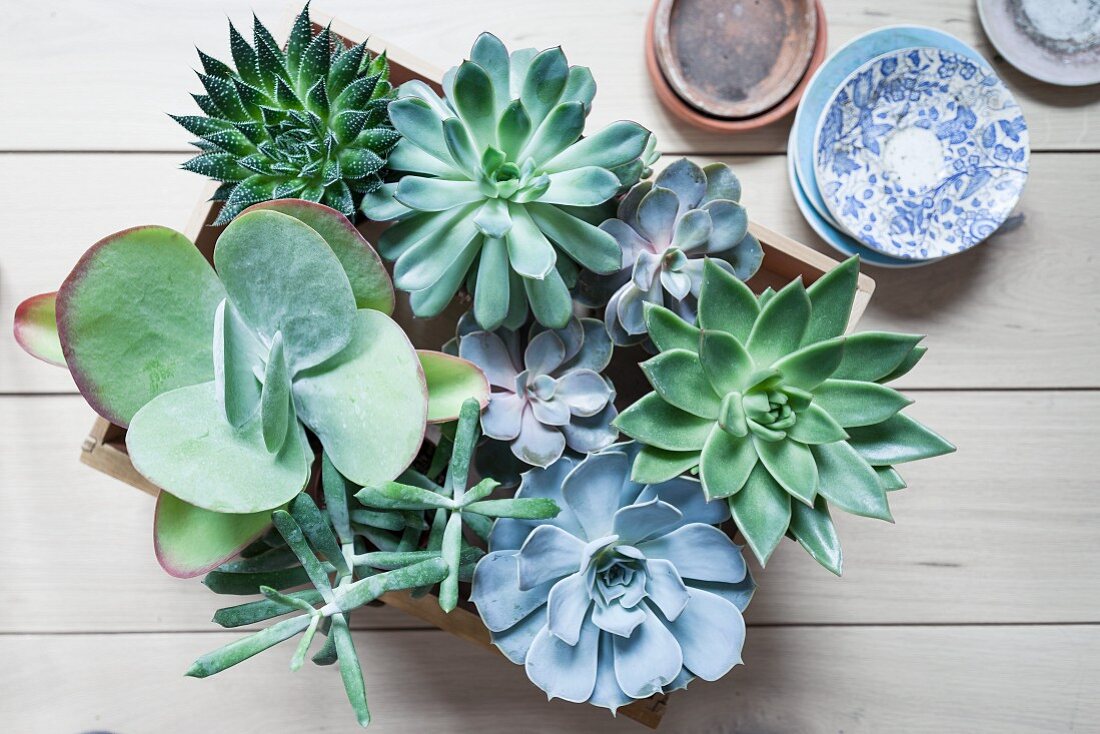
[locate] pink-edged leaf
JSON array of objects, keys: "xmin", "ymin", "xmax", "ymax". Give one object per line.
[
  {"xmin": 242, "ymin": 199, "xmax": 395, "ymax": 314},
  {"xmin": 56, "ymin": 226, "xmax": 225, "ymax": 426},
  {"xmin": 154, "ymin": 491, "xmax": 275, "ymax": 579},
  {"xmin": 13, "ymin": 292, "xmax": 65, "ymax": 367},
  {"xmin": 418, "ymin": 349, "xmax": 490, "ymax": 423}
]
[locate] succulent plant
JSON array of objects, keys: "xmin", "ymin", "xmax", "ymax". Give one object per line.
[
  {"xmin": 173, "ymin": 5, "xmax": 399, "ymax": 224},
  {"xmin": 578, "ymin": 159, "xmax": 763, "ymax": 346},
  {"xmin": 446, "ymin": 313, "xmax": 618, "ymax": 468},
  {"xmin": 471, "ymin": 443, "xmax": 754, "ymax": 711},
  {"xmin": 614, "ymin": 258, "xmax": 955, "ymax": 574},
  {"xmin": 360, "ymin": 32, "xmax": 655, "ymax": 330},
  {"xmin": 14, "ymin": 201, "xmax": 488, "ymax": 578}
]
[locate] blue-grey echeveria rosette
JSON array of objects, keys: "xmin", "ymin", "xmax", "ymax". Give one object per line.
[
  {"xmin": 577, "ymin": 158, "xmax": 763, "ymax": 347},
  {"xmin": 471, "ymin": 443, "xmax": 754, "ymax": 711},
  {"xmin": 447, "ymin": 312, "xmax": 618, "ymax": 468},
  {"xmin": 361, "ymin": 32, "xmax": 655, "ymax": 332}
]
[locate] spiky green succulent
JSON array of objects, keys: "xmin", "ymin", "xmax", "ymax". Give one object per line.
[
  {"xmin": 173, "ymin": 5, "xmax": 399, "ymax": 224},
  {"xmin": 614, "ymin": 258, "xmax": 955, "ymax": 574},
  {"xmin": 361, "ymin": 32, "xmax": 655, "ymax": 331}
]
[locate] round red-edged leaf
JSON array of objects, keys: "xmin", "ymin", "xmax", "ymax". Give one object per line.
[
  {"xmin": 242, "ymin": 199, "xmax": 395, "ymax": 314},
  {"xmin": 154, "ymin": 491, "xmax": 275, "ymax": 578},
  {"xmin": 13, "ymin": 292, "xmax": 65, "ymax": 367},
  {"xmin": 56, "ymin": 226, "xmax": 225, "ymax": 426},
  {"xmin": 417, "ymin": 349, "xmax": 489, "ymax": 423}
]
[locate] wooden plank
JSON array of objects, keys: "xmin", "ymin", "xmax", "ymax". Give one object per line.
[
  {"xmin": 1, "ymin": 1, "xmax": 1095, "ymax": 153},
  {"xmin": 3, "ymin": 390, "xmax": 1098, "ymax": 633},
  {"xmin": 0, "ymin": 625, "xmax": 1095, "ymax": 732},
  {"xmin": 3, "ymin": 152, "xmax": 1096, "ymax": 391}
]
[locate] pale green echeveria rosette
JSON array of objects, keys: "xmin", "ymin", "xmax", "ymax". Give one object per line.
[
  {"xmin": 613, "ymin": 258, "xmax": 956, "ymax": 574},
  {"xmin": 361, "ymin": 32, "xmax": 655, "ymax": 331},
  {"xmin": 471, "ymin": 443, "xmax": 754, "ymax": 711},
  {"xmin": 577, "ymin": 158, "xmax": 763, "ymax": 347},
  {"xmin": 19, "ymin": 201, "xmax": 487, "ymax": 578},
  {"xmin": 445, "ymin": 312, "xmax": 618, "ymax": 469}
]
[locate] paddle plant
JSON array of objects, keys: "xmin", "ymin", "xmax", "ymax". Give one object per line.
[
  {"xmin": 13, "ymin": 201, "xmax": 488, "ymax": 577},
  {"xmin": 614, "ymin": 258, "xmax": 955, "ymax": 573},
  {"xmin": 361, "ymin": 32, "xmax": 655, "ymax": 330}
]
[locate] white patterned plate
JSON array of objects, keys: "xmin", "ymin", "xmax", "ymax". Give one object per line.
[{"xmin": 813, "ymin": 47, "xmax": 1029, "ymax": 260}]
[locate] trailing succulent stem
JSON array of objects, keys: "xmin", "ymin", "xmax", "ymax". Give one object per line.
[{"xmin": 174, "ymin": 5, "xmax": 398, "ymax": 223}]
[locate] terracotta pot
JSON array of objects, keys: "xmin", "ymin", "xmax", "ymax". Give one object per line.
[{"xmin": 644, "ymin": 0, "xmax": 828, "ymax": 133}]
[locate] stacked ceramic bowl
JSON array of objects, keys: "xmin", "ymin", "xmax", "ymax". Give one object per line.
[
  {"xmin": 646, "ymin": 0, "xmax": 828, "ymax": 133},
  {"xmin": 789, "ymin": 26, "xmax": 1031, "ymax": 268}
]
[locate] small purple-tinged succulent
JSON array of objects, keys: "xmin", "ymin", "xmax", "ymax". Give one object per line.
[
  {"xmin": 578, "ymin": 158, "xmax": 763, "ymax": 347},
  {"xmin": 448, "ymin": 313, "xmax": 618, "ymax": 468},
  {"xmin": 471, "ymin": 443, "xmax": 754, "ymax": 711}
]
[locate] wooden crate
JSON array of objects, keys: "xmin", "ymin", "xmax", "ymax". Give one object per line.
[{"xmin": 76, "ymin": 9, "xmax": 875, "ymax": 730}]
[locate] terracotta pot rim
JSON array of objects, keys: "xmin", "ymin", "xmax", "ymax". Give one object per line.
[{"xmin": 644, "ymin": 0, "xmax": 828, "ymax": 133}]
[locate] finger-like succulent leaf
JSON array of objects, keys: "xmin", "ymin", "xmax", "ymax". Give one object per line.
[{"xmin": 788, "ymin": 496, "xmax": 842, "ymax": 576}]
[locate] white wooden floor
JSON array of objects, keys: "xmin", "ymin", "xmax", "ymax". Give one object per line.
[{"xmin": 2, "ymin": 1, "xmax": 1098, "ymax": 731}]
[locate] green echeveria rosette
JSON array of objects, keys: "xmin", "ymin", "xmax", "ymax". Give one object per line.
[
  {"xmin": 174, "ymin": 5, "xmax": 399, "ymax": 224},
  {"xmin": 361, "ymin": 32, "xmax": 655, "ymax": 331},
  {"xmin": 577, "ymin": 158, "xmax": 763, "ymax": 347},
  {"xmin": 613, "ymin": 257, "xmax": 955, "ymax": 574}
]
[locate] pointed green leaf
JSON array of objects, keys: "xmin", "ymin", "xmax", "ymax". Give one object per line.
[
  {"xmin": 453, "ymin": 60, "xmax": 497, "ymax": 149},
  {"xmin": 698, "ymin": 259, "xmax": 758, "ymax": 340},
  {"xmin": 473, "ymin": 236, "xmax": 511, "ymax": 329},
  {"xmin": 543, "ymin": 120, "xmax": 650, "ymax": 174},
  {"xmin": 879, "ymin": 345, "xmax": 927, "ymax": 384},
  {"xmin": 789, "ymin": 496, "xmax": 843, "ymax": 575},
  {"xmin": 523, "ymin": 267, "xmax": 573, "ymax": 329},
  {"xmin": 356, "ymin": 481, "xmax": 456, "ymax": 511},
  {"xmin": 520, "ymin": 47, "xmax": 569, "ymax": 124},
  {"xmin": 614, "ymin": 392, "xmax": 714, "ymax": 451},
  {"xmin": 520, "ymin": 101, "xmax": 586, "ymax": 167},
  {"xmin": 753, "ymin": 436, "xmax": 818, "ymax": 506},
  {"xmin": 773, "ymin": 337, "xmax": 845, "ymax": 390},
  {"xmin": 746, "ymin": 278, "xmax": 811, "ymax": 367},
  {"xmin": 813, "ymin": 440, "xmax": 892, "ymax": 521},
  {"xmin": 331, "ymin": 614, "xmax": 371, "ymax": 727},
  {"xmin": 876, "ymin": 466, "xmax": 907, "ymax": 491},
  {"xmin": 260, "ymin": 332, "xmax": 292, "ymax": 453},
  {"xmin": 289, "ymin": 493, "xmax": 351, "ymax": 578},
  {"xmin": 641, "ymin": 348, "xmax": 721, "ymax": 419},
  {"xmin": 847, "ymin": 413, "xmax": 956, "ymax": 466},
  {"xmin": 803, "ymin": 257, "xmax": 859, "ymax": 345},
  {"xmin": 631, "ymin": 446, "xmax": 700, "ymax": 484},
  {"xmin": 285, "ymin": 5, "xmax": 313, "ymax": 76},
  {"xmin": 813, "ymin": 379, "xmax": 913, "ymax": 427},
  {"xmin": 464, "ymin": 498, "xmax": 560, "ymax": 519},
  {"xmin": 213, "ymin": 589, "xmax": 324, "ymax": 628},
  {"xmin": 700, "ymin": 427, "xmax": 758, "ymax": 499},
  {"xmin": 831, "ymin": 332, "xmax": 924, "ymax": 382},
  {"xmin": 728, "ymin": 463, "xmax": 791, "ymax": 565},
  {"xmin": 644, "ymin": 302, "xmax": 701, "ymax": 354},
  {"xmin": 786, "ymin": 403, "xmax": 848, "ymax": 444},
  {"xmin": 699, "ymin": 330, "xmax": 754, "ymax": 396},
  {"xmin": 497, "ymin": 99, "xmax": 532, "ymax": 160}
]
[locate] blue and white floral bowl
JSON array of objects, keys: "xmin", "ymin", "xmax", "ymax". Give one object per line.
[{"xmin": 812, "ymin": 46, "xmax": 1029, "ymax": 260}]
